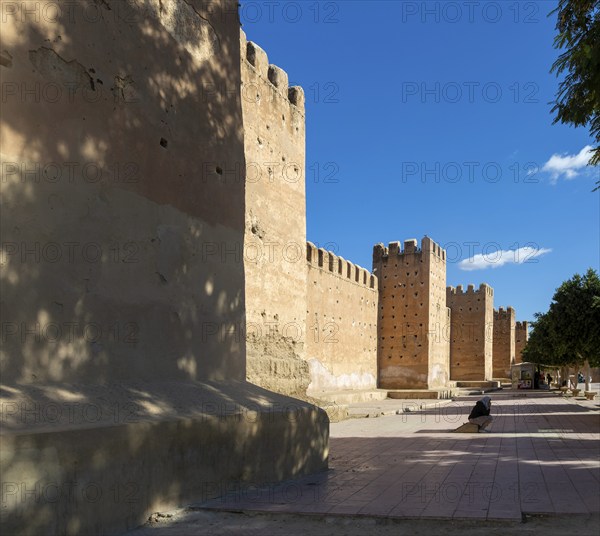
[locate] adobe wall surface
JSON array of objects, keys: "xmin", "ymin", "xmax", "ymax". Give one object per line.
[
  {"xmin": 0, "ymin": 3, "xmax": 329, "ymax": 534},
  {"xmin": 447, "ymin": 284, "xmax": 494, "ymax": 381},
  {"xmin": 305, "ymin": 243, "xmax": 378, "ymax": 394},
  {"xmin": 240, "ymin": 32, "xmax": 310, "ymax": 397},
  {"xmin": 373, "ymin": 237, "xmax": 450, "ymax": 389},
  {"xmin": 493, "ymin": 307, "xmax": 516, "ymax": 378},
  {"xmin": 0, "ymin": 381, "xmax": 328, "ymax": 536},
  {"xmin": 424, "ymin": 237, "xmax": 450, "ymax": 388},
  {"xmin": 1, "ymin": 0, "xmax": 246, "ymax": 383},
  {"xmin": 514, "ymin": 321, "xmax": 528, "ymax": 364}
]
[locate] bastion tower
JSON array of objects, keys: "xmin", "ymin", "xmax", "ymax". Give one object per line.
[
  {"xmin": 492, "ymin": 306, "xmax": 516, "ymax": 378},
  {"xmin": 373, "ymin": 237, "xmax": 450, "ymax": 389},
  {"xmin": 446, "ymin": 283, "xmax": 494, "ymax": 381},
  {"xmin": 514, "ymin": 321, "xmax": 529, "ymax": 364}
]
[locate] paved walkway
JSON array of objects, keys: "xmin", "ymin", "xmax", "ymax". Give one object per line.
[
  {"xmin": 345, "ymin": 397, "xmax": 455, "ymax": 418},
  {"xmin": 195, "ymin": 392, "xmax": 600, "ymax": 521}
]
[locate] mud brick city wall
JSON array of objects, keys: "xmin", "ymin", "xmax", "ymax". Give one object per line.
[
  {"xmin": 373, "ymin": 237, "xmax": 450, "ymax": 390},
  {"xmin": 425, "ymin": 237, "xmax": 451, "ymax": 389},
  {"xmin": 0, "ymin": 0, "xmax": 529, "ymax": 402},
  {"xmin": 305, "ymin": 243, "xmax": 378, "ymax": 394},
  {"xmin": 0, "ymin": 0, "xmax": 246, "ymax": 383},
  {"xmin": 493, "ymin": 307, "xmax": 516, "ymax": 378},
  {"xmin": 240, "ymin": 32, "xmax": 310, "ymax": 396},
  {"xmin": 514, "ymin": 321, "xmax": 529, "ymax": 364},
  {"xmin": 446, "ymin": 284, "xmax": 494, "ymax": 381}
]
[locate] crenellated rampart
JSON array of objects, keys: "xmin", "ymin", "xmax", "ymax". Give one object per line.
[
  {"xmin": 242, "ymin": 30, "xmax": 309, "ymax": 397},
  {"xmin": 306, "ymin": 243, "xmax": 378, "ymax": 394},
  {"xmin": 307, "ymin": 242, "xmax": 376, "ymax": 290}
]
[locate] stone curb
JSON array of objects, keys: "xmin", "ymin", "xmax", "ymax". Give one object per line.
[{"xmin": 347, "ymin": 398, "xmax": 457, "ymax": 419}]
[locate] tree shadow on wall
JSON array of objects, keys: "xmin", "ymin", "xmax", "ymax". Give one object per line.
[
  {"xmin": 0, "ymin": 1, "xmax": 327, "ymax": 534},
  {"xmin": 1, "ymin": 0, "xmax": 247, "ymax": 384}
]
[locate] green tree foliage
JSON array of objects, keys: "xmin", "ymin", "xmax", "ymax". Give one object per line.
[
  {"xmin": 550, "ymin": 0, "xmax": 600, "ymax": 188},
  {"xmin": 523, "ymin": 268, "xmax": 600, "ymax": 366},
  {"xmin": 523, "ymin": 312, "xmax": 564, "ymax": 365}
]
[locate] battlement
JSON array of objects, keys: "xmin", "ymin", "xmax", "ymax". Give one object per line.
[
  {"xmin": 241, "ymin": 31, "xmax": 305, "ymax": 110},
  {"xmin": 447, "ymin": 283, "xmax": 493, "ymax": 297},
  {"xmin": 494, "ymin": 306, "xmax": 515, "ymax": 319},
  {"xmin": 373, "ymin": 236, "xmax": 446, "ymax": 263},
  {"xmin": 307, "ymin": 242, "xmax": 376, "ymax": 290},
  {"xmin": 515, "ymin": 321, "xmax": 528, "ymax": 331}
]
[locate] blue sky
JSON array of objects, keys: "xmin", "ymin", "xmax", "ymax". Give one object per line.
[{"xmin": 241, "ymin": 0, "xmax": 600, "ymax": 322}]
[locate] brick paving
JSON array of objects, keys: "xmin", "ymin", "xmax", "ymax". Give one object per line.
[{"xmin": 197, "ymin": 393, "xmax": 600, "ymax": 521}]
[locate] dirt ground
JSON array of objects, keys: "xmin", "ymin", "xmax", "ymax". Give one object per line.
[{"xmin": 128, "ymin": 509, "xmax": 600, "ymax": 536}]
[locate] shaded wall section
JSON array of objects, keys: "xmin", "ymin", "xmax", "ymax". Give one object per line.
[
  {"xmin": 240, "ymin": 32, "xmax": 309, "ymax": 397},
  {"xmin": 1, "ymin": 0, "xmax": 246, "ymax": 383},
  {"xmin": 305, "ymin": 243, "xmax": 378, "ymax": 394}
]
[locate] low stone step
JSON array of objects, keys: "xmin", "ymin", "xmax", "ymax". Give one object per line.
[
  {"xmin": 455, "ymin": 381, "xmax": 500, "ymax": 388},
  {"xmin": 309, "ymin": 389, "xmax": 389, "ymax": 405},
  {"xmin": 492, "ymin": 378, "xmax": 512, "ymax": 387},
  {"xmin": 387, "ymin": 389, "xmax": 455, "ymax": 400}
]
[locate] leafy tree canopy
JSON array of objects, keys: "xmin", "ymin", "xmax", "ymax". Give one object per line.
[
  {"xmin": 523, "ymin": 268, "xmax": 600, "ymax": 366},
  {"xmin": 550, "ymin": 0, "xmax": 600, "ymax": 188}
]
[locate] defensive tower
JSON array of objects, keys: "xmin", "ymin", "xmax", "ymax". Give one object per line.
[
  {"xmin": 493, "ymin": 306, "xmax": 516, "ymax": 378},
  {"xmin": 514, "ymin": 320, "xmax": 529, "ymax": 364},
  {"xmin": 373, "ymin": 237, "xmax": 450, "ymax": 389},
  {"xmin": 446, "ymin": 283, "xmax": 494, "ymax": 381}
]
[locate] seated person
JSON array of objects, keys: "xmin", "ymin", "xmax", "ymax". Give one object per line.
[{"xmin": 468, "ymin": 396, "xmax": 493, "ymax": 432}]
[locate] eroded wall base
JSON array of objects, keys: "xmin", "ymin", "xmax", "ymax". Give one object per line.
[{"xmin": 246, "ymin": 352, "xmax": 310, "ymax": 398}]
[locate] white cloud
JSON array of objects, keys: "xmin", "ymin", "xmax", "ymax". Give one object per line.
[
  {"xmin": 542, "ymin": 145, "xmax": 594, "ymax": 183},
  {"xmin": 459, "ymin": 246, "xmax": 552, "ymax": 271}
]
